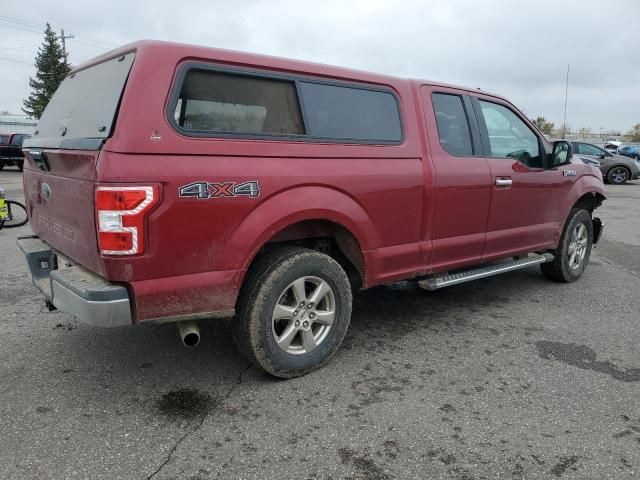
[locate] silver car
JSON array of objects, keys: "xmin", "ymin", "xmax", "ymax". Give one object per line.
[{"xmin": 572, "ymin": 142, "xmax": 640, "ymax": 185}]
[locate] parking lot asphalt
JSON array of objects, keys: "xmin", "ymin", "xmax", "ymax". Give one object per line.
[{"xmin": 0, "ymin": 169, "xmax": 638, "ymax": 480}]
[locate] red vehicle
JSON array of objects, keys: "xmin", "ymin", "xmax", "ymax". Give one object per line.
[{"xmin": 18, "ymin": 41, "xmax": 605, "ymax": 377}]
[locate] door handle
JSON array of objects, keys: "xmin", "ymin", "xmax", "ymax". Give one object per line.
[{"xmin": 495, "ymin": 177, "xmax": 512, "ymax": 187}]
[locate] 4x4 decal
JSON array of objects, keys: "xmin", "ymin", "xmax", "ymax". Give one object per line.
[{"xmin": 179, "ymin": 181, "xmax": 260, "ymax": 199}]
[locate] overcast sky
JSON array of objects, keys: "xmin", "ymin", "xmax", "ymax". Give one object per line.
[{"xmin": 1, "ymin": 0, "xmax": 638, "ymax": 132}]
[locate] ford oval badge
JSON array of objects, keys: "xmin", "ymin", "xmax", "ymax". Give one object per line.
[{"xmin": 41, "ymin": 183, "xmax": 52, "ymax": 201}]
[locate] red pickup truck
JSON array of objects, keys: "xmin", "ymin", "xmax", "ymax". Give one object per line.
[{"xmin": 18, "ymin": 40, "xmax": 605, "ymax": 377}]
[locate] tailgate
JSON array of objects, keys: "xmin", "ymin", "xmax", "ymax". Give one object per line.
[{"xmin": 23, "ymin": 150, "xmax": 103, "ymax": 274}]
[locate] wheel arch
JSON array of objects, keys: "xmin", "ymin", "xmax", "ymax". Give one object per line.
[
  {"xmin": 564, "ymin": 175, "xmax": 606, "ymax": 216},
  {"xmin": 223, "ymin": 186, "xmax": 378, "ymax": 288}
]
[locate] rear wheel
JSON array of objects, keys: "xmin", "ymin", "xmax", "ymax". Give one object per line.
[
  {"xmin": 607, "ymin": 166, "xmax": 629, "ymax": 185},
  {"xmin": 540, "ymin": 209, "xmax": 593, "ymax": 282},
  {"xmin": 233, "ymin": 247, "xmax": 352, "ymax": 378}
]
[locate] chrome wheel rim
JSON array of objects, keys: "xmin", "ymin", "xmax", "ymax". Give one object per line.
[
  {"xmin": 610, "ymin": 167, "xmax": 627, "ymax": 184},
  {"xmin": 271, "ymin": 276, "xmax": 335, "ymax": 355},
  {"xmin": 568, "ymin": 223, "xmax": 588, "ymax": 270}
]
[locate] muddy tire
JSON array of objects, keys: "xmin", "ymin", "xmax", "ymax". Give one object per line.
[
  {"xmin": 540, "ymin": 209, "xmax": 593, "ymax": 282},
  {"xmin": 233, "ymin": 247, "xmax": 352, "ymax": 378}
]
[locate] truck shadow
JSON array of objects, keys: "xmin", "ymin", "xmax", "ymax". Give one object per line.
[{"xmin": 53, "ymin": 266, "xmax": 552, "ymax": 389}]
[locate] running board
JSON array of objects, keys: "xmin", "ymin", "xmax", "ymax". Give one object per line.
[{"xmin": 418, "ymin": 253, "xmax": 554, "ymax": 291}]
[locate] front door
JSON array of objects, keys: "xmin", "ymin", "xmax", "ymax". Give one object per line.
[{"xmin": 470, "ymin": 96, "xmax": 567, "ymax": 261}]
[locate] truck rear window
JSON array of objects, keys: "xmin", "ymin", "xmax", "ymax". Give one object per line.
[{"xmin": 30, "ymin": 53, "xmax": 135, "ymax": 147}]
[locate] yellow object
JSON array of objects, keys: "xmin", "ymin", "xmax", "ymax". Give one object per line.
[{"xmin": 0, "ymin": 197, "xmax": 7, "ymax": 220}]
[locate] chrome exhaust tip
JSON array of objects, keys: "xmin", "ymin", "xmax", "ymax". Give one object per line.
[{"xmin": 177, "ymin": 321, "xmax": 200, "ymax": 347}]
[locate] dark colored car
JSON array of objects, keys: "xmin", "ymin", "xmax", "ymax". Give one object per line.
[
  {"xmin": 572, "ymin": 142, "xmax": 640, "ymax": 184},
  {"xmin": 17, "ymin": 40, "xmax": 605, "ymax": 377},
  {"xmin": 0, "ymin": 133, "xmax": 31, "ymax": 171},
  {"xmin": 618, "ymin": 145, "xmax": 640, "ymax": 160}
]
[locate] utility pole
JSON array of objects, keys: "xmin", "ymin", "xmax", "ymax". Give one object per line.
[
  {"xmin": 562, "ymin": 64, "xmax": 569, "ymax": 139},
  {"xmin": 60, "ymin": 29, "xmax": 74, "ymax": 64}
]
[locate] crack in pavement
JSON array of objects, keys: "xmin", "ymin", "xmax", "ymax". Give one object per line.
[
  {"xmin": 146, "ymin": 361, "xmax": 253, "ymax": 480},
  {"xmin": 0, "ymin": 264, "xmax": 22, "ymax": 273},
  {"xmin": 592, "ymin": 253, "xmax": 640, "ymax": 281}
]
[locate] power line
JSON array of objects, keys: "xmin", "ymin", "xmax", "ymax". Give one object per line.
[
  {"xmin": 0, "ymin": 22, "xmax": 43, "ymax": 34},
  {"xmin": 68, "ymin": 31, "xmax": 117, "ymax": 47},
  {"xmin": 0, "ymin": 16, "xmax": 117, "ymax": 48},
  {"xmin": 0, "ymin": 15, "xmax": 44, "ymax": 28},
  {"xmin": 0, "ymin": 23, "xmax": 113, "ymax": 55},
  {"xmin": 68, "ymin": 37, "xmax": 113, "ymax": 50},
  {"xmin": 0, "ymin": 44, "xmax": 39, "ymax": 52},
  {"xmin": 0, "ymin": 57, "xmax": 33, "ymax": 66}
]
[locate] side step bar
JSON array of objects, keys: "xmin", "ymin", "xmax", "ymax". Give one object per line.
[{"xmin": 418, "ymin": 253, "xmax": 554, "ymax": 291}]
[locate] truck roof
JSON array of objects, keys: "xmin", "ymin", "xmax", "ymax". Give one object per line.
[{"xmin": 71, "ymin": 39, "xmax": 506, "ymax": 101}]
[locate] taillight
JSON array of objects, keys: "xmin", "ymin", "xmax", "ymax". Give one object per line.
[{"xmin": 95, "ymin": 185, "xmax": 159, "ymax": 255}]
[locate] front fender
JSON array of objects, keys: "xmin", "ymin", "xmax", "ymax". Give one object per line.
[
  {"xmin": 220, "ymin": 186, "xmax": 378, "ymax": 271},
  {"xmin": 562, "ymin": 172, "xmax": 606, "ymax": 219}
]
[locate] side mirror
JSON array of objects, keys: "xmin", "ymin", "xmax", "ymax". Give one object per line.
[
  {"xmin": 550, "ymin": 141, "xmax": 573, "ymax": 167},
  {"xmin": 599, "ymin": 153, "xmax": 606, "ymax": 159}
]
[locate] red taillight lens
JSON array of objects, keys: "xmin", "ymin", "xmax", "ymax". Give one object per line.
[
  {"xmin": 96, "ymin": 189, "xmax": 147, "ymax": 210},
  {"xmin": 95, "ymin": 185, "xmax": 159, "ymax": 255}
]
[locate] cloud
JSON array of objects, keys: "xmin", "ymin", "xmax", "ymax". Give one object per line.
[{"xmin": 1, "ymin": 0, "xmax": 638, "ymax": 131}]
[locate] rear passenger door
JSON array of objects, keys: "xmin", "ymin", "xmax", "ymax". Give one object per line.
[
  {"xmin": 470, "ymin": 96, "xmax": 566, "ymax": 261},
  {"xmin": 420, "ymin": 86, "xmax": 492, "ymax": 272}
]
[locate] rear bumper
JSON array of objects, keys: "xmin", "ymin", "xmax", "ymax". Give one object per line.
[{"xmin": 16, "ymin": 236, "xmax": 132, "ymax": 328}]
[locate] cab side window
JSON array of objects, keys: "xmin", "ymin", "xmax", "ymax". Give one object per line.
[
  {"xmin": 10, "ymin": 135, "xmax": 24, "ymax": 146},
  {"xmin": 478, "ymin": 100, "xmax": 542, "ymax": 168},
  {"xmin": 432, "ymin": 93, "xmax": 473, "ymax": 156},
  {"xmin": 577, "ymin": 143, "xmax": 604, "ymax": 156}
]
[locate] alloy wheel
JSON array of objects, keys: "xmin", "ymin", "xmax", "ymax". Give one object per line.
[
  {"xmin": 609, "ymin": 167, "xmax": 628, "ymax": 184},
  {"xmin": 271, "ymin": 276, "xmax": 335, "ymax": 355},
  {"xmin": 567, "ymin": 223, "xmax": 588, "ymax": 270}
]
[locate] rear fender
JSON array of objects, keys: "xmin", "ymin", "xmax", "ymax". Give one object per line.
[{"xmin": 221, "ymin": 186, "xmax": 378, "ymax": 272}]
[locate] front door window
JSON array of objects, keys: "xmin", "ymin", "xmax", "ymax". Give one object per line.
[{"xmin": 479, "ymin": 101, "xmax": 542, "ymax": 168}]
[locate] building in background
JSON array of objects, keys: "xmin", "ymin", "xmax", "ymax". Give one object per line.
[{"xmin": 0, "ymin": 114, "xmax": 37, "ymax": 134}]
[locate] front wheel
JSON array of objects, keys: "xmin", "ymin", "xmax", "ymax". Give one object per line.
[
  {"xmin": 541, "ymin": 209, "xmax": 593, "ymax": 282},
  {"xmin": 233, "ymin": 247, "xmax": 352, "ymax": 378}
]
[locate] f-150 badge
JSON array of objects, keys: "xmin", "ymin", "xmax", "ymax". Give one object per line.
[
  {"xmin": 562, "ymin": 170, "xmax": 577, "ymax": 177},
  {"xmin": 179, "ymin": 181, "xmax": 260, "ymax": 199}
]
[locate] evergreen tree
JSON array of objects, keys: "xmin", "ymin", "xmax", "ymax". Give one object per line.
[
  {"xmin": 530, "ymin": 116, "xmax": 554, "ymax": 135},
  {"xmin": 22, "ymin": 23, "xmax": 71, "ymax": 119}
]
